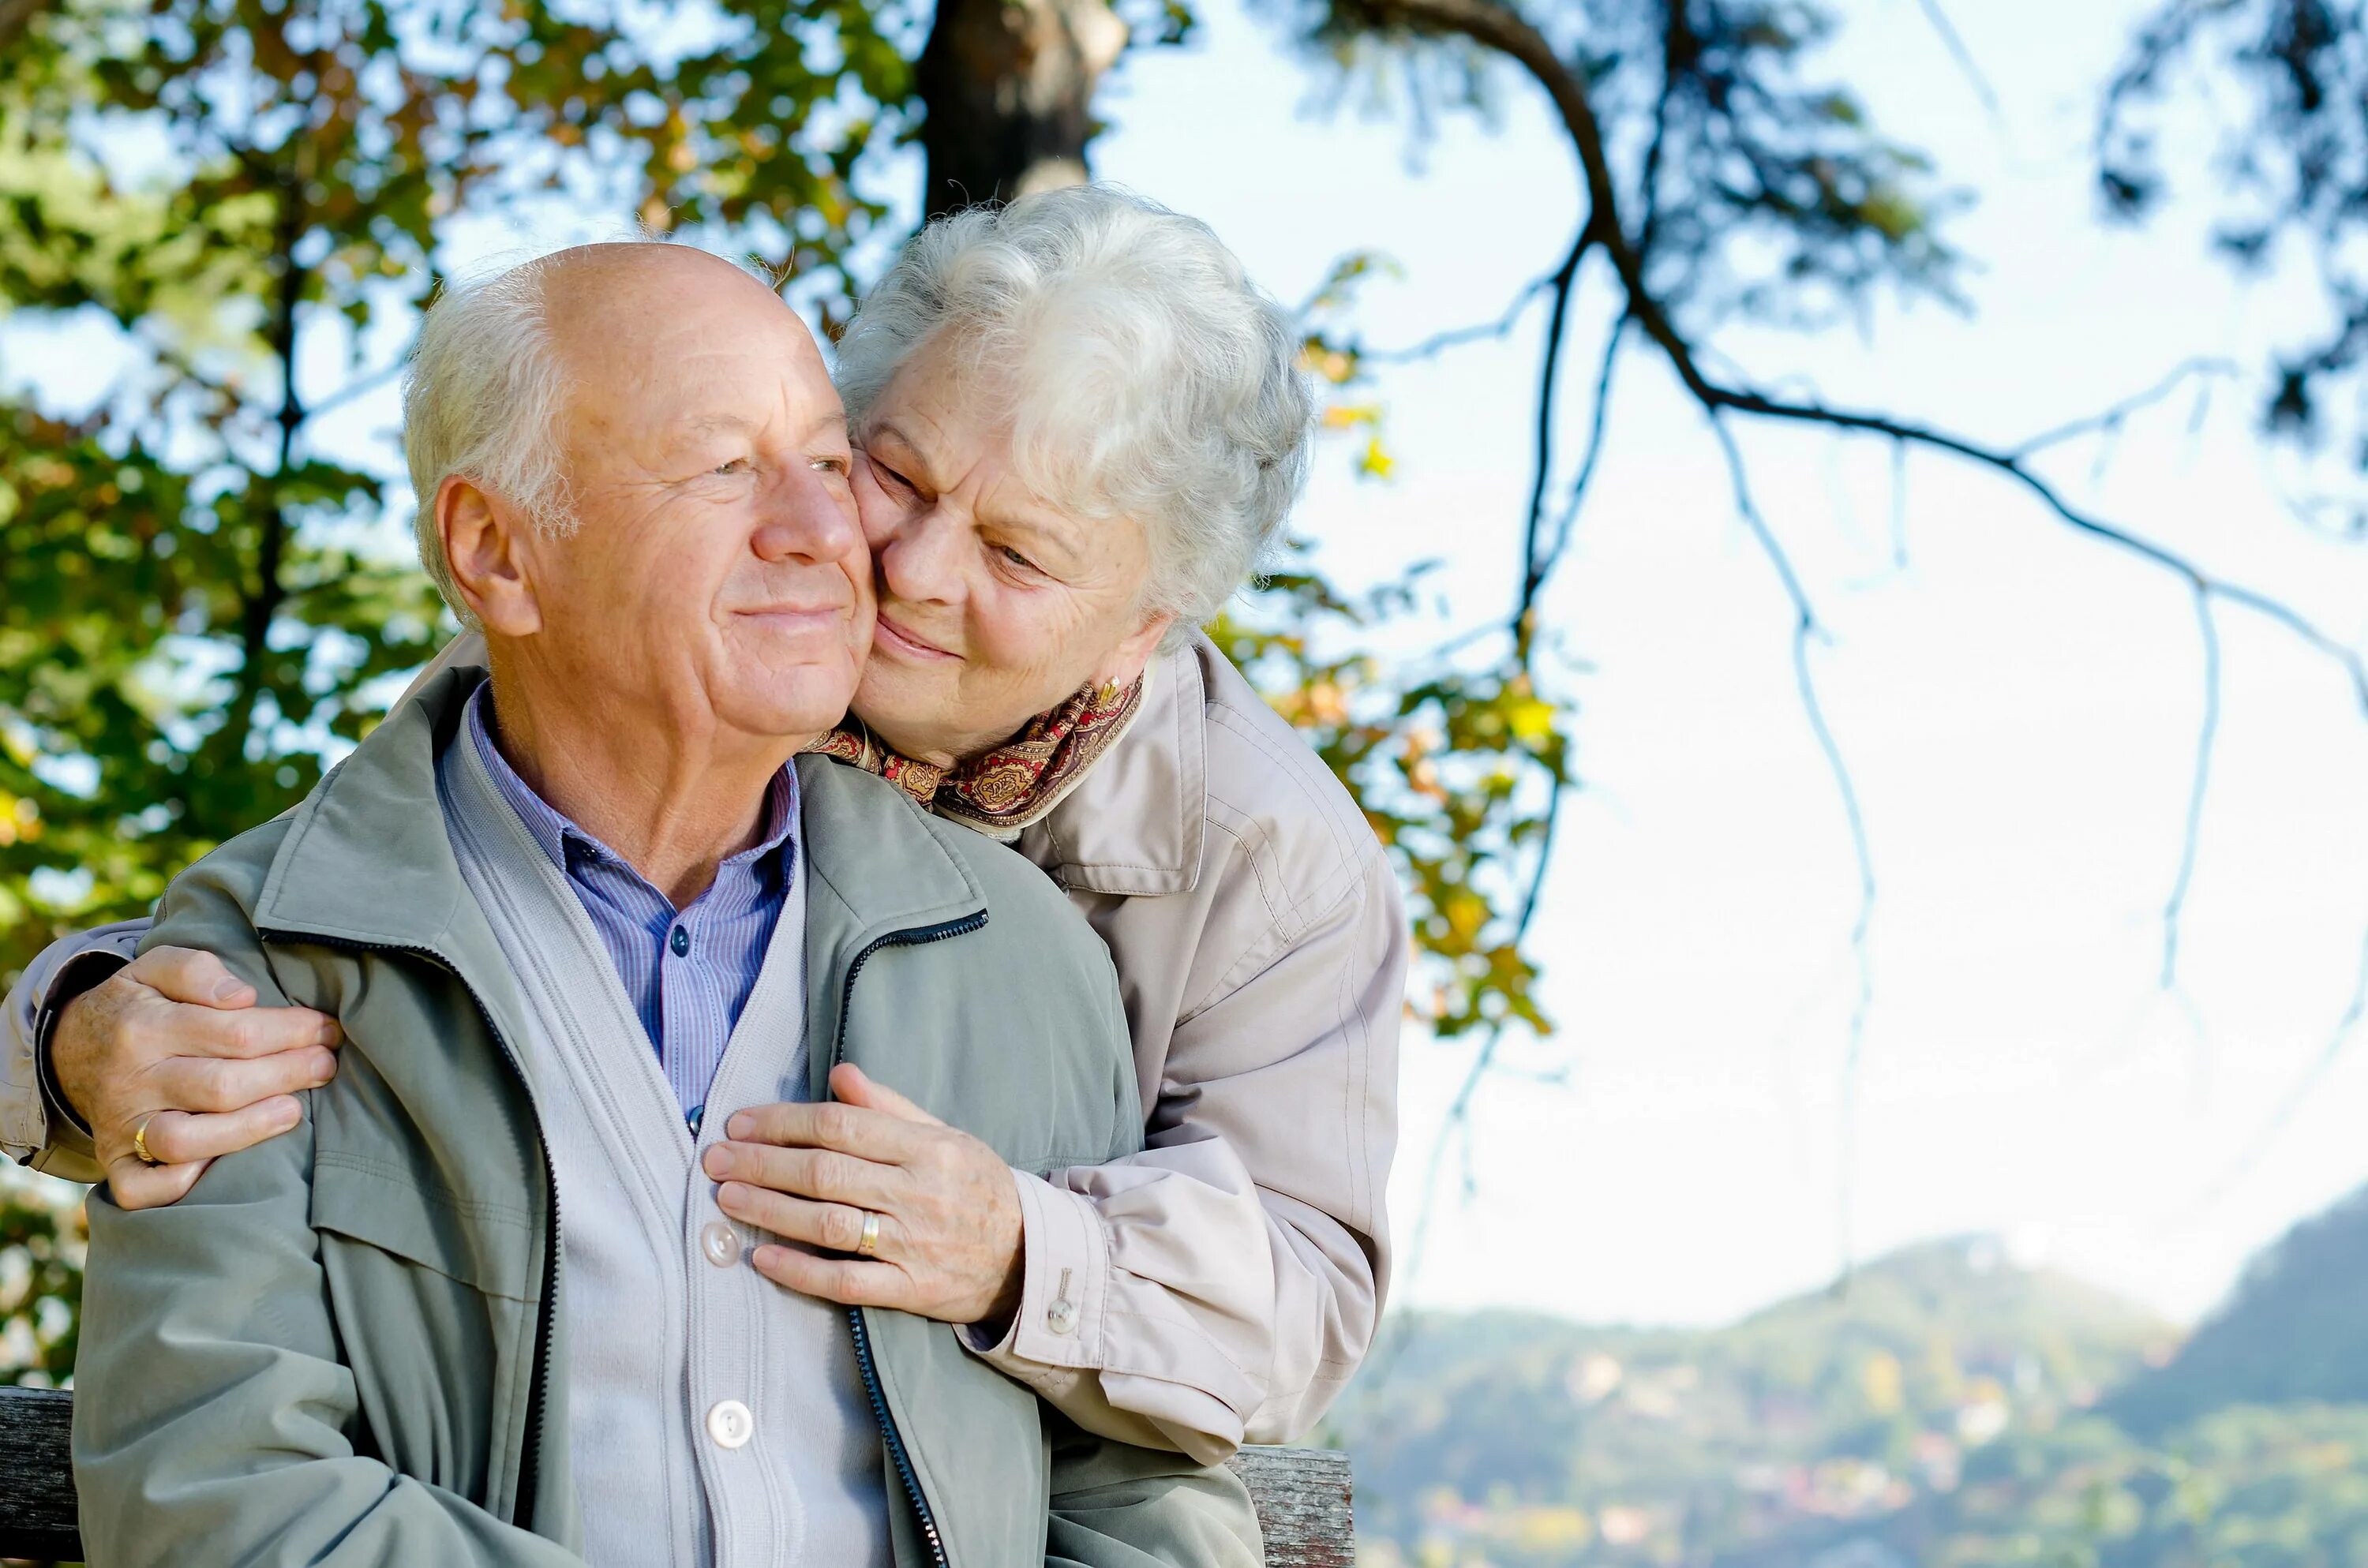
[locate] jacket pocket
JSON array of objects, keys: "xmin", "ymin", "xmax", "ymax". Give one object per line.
[{"xmin": 311, "ymin": 1149, "xmax": 535, "ymax": 1300}]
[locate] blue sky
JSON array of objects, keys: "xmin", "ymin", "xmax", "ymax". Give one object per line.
[{"xmin": 9, "ymin": 0, "xmax": 2366, "ymax": 1329}]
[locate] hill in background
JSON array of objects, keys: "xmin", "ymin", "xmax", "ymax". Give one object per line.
[
  {"xmin": 1333, "ymin": 1202, "xmax": 2368, "ymax": 1566},
  {"xmin": 2108, "ymin": 1181, "xmax": 2368, "ymax": 1438}
]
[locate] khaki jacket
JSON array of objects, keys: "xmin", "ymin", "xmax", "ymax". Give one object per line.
[
  {"xmin": 7, "ymin": 631, "xmax": 1406, "ymax": 1461},
  {"xmin": 71, "ymin": 667, "xmax": 1256, "ymax": 1568}
]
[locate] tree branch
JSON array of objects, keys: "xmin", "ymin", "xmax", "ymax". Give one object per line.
[
  {"xmin": 1359, "ymin": 276, "xmax": 1551, "ymax": 364},
  {"xmin": 1910, "ymin": 0, "xmax": 2005, "ymax": 129},
  {"xmin": 2185, "ymin": 920, "xmax": 2368, "ymax": 1216},
  {"xmin": 1536, "ymin": 313, "xmax": 1630, "ymax": 586},
  {"xmin": 2010, "ymin": 356, "xmax": 2237, "ymax": 460},
  {"xmin": 1358, "ymin": 0, "xmax": 2367, "ymax": 728},
  {"xmin": 1708, "ymin": 415, "xmax": 1878, "ymax": 1278},
  {"xmin": 1516, "ymin": 227, "xmax": 1600, "ymax": 642},
  {"xmin": 2162, "ymin": 589, "xmax": 2220, "ymax": 989}
]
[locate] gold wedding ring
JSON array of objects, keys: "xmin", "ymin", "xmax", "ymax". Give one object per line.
[
  {"xmin": 856, "ymin": 1211, "xmax": 881, "ymax": 1258},
  {"xmin": 132, "ymin": 1113, "xmax": 162, "ymax": 1166}
]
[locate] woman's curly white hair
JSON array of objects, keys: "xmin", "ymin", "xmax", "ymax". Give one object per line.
[{"xmin": 834, "ymin": 185, "xmax": 1315, "ymax": 638}]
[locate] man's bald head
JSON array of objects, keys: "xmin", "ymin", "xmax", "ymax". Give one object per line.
[{"xmin": 403, "ymin": 241, "xmax": 834, "ymax": 620}]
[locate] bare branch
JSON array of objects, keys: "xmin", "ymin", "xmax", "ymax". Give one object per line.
[
  {"xmin": 1536, "ymin": 315, "xmax": 1630, "ymax": 584},
  {"xmin": 1910, "ymin": 0, "xmax": 2006, "ymax": 129},
  {"xmin": 1709, "ymin": 416, "xmax": 1878, "ymax": 1278},
  {"xmin": 1887, "ymin": 437, "xmax": 1909, "ymax": 572},
  {"xmin": 1385, "ymin": 773, "xmax": 1571, "ymax": 1365},
  {"xmin": 307, "ymin": 358, "xmax": 410, "ymax": 420},
  {"xmin": 1516, "ymin": 228, "xmax": 1601, "ymax": 638},
  {"xmin": 1360, "ymin": 277, "xmax": 1551, "ymax": 363},
  {"xmin": 2162, "ymin": 589, "xmax": 2221, "ymax": 989},
  {"xmin": 1359, "ymin": 0, "xmax": 2367, "ymax": 720},
  {"xmin": 2010, "ymin": 356, "xmax": 2239, "ymax": 460},
  {"xmin": 2185, "ymin": 921, "xmax": 2368, "ymax": 1216}
]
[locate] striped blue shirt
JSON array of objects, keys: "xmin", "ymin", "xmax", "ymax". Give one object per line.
[{"xmin": 464, "ymin": 683, "xmax": 799, "ymax": 1128}]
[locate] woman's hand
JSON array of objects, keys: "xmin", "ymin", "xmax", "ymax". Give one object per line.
[
  {"xmin": 702, "ymin": 1062, "xmax": 1026, "ymax": 1331},
  {"xmin": 55, "ymin": 947, "xmax": 340, "ymax": 1208}
]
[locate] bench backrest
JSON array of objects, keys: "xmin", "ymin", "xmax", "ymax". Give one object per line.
[{"xmin": 0, "ymin": 1386, "xmax": 1353, "ymax": 1565}]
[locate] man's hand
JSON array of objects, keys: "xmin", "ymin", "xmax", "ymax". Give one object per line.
[
  {"xmin": 56, "ymin": 946, "xmax": 340, "ymax": 1209},
  {"xmin": 703, "ymin": 1062, "xmax": 1025, "ymax": 1330}
]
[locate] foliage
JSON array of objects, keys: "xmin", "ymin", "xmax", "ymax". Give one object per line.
[
  {"xmin": 2101, "ymin": 0, "xmax": 2368, "ymax": 511},
  {"xmin": 0, "ymin": 0, "xmax": 932, "ymax": 986},
  {"xmin": 1212, "ymin": 553, "xmax": 1572, "ymax": 1040},
  {"xmin": 0, "ymin": 1166, "xmax": 82, "ymax": 1387}
]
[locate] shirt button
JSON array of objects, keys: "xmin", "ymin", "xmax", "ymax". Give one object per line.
[
  {"xmin": 1045, "ymin": 1298, "xmax": 1078, "ymax": 1337},
  {"xmin": 669, "ymin": 926, "xmax": 690, "ymax": 957},
  {"xmin": 700, "ymin": 1221, "xmax": 740, "ymax": 1268},
  {"xmin": 706, "ymin": 1399, "xmax": 754, "ymax": 1450}
]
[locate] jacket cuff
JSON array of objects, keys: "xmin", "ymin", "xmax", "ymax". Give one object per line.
[
  {"xmin": 35, "ymin": 948, "xmax": 129, "ymax": 1158},
  {"xmin": 958, "ymin": 1169, "xmax": 1110, "ymax": 1372}
]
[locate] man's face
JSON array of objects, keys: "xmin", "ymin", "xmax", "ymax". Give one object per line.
[{"xmin": 517, "ymin": 251, "xmax": 871, "ymax": 747}]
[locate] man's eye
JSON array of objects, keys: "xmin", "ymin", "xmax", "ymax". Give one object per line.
[
  {"xmin": 998, "ymin": 546, "xmax": 1040, "ymax": 573},
  {"xmin": 871, "ymin": 460, "xmax": 915, "ymax": 493}
]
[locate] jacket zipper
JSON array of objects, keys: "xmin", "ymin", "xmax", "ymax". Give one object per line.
[
  {"xmin": 831, "ymin": 912, "xmax": 984, "ymax": 1568},
  {"xmin": 264, "ymin": 931, "xmax": 564, "ymax": 1529}
]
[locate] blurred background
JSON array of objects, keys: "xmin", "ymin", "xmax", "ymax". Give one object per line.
[{"xmin": 6, "ymin": 0, "xmax": 2368, "ymax": 1560}]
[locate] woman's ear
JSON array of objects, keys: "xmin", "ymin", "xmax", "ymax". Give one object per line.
[
  {"xmin": 1092, "ymin": 610, "xmax": 1177, "ymax": 690},
  {"xmin": 437, "ymin": 475, "xmax": 543, "ymax": 638}
]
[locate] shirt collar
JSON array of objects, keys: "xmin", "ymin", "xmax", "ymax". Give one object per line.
[{"xmin": 462, "ymin": 682, "xmax": 800, "ymax": 890}]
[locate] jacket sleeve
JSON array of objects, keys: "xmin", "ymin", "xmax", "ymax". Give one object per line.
[
  {"xmin": 967, "ymin": 851, "xmax": 1405, "ymax": 1463},
  {"xmin": 2, "ymin": 919, "xmax": 148, "ymax": 1181},
  {"xmin": 71, "ymin": 865, "xmax": 584, "ymax": 1568}
]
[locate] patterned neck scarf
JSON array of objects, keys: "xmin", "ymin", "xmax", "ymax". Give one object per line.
[{"xmin": 804, "ymin": 675, "xmax": 1146, "ymax": 835}]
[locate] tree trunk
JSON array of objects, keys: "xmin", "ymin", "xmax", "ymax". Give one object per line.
[{"xmin": 913, "ymin": 0, "xmax": 1130, "ymax": 219}]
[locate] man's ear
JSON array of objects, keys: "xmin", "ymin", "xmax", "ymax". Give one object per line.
[
  {"xmin": 1092, "ymin": 610, "xmax": 1176, "ymax": 690},
  {"xmin": 437, "ymin": 475, "xmax": 542, "ymax": 638}
]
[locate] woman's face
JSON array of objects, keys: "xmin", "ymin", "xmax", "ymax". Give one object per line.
[{"xmin": 847, "ymin": 349, "xmax": 1172, "ymax": 766}]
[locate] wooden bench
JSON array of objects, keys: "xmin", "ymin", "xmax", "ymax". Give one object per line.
[{"xmin": 0, "ymin": 1386, "xmax": 1351, "ymax": 1565}]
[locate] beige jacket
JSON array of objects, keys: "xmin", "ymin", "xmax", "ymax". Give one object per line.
[{"xmin": 3, "ymin": 630, "xmax": 1405, "ymax": 1461}]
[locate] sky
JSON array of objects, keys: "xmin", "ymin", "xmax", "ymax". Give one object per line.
[
  {"xmin": 1087, "ymin": 0, "xmax": 2368, "ymax": 1327},
  {"xmin": 9, "ymin": 0, "xmax": 2366, "ymax": 1331}
]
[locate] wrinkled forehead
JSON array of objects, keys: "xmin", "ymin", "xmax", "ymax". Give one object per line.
[{"xmin": 544, "ymin": 253, "xmax": 839, "ymax": 433}]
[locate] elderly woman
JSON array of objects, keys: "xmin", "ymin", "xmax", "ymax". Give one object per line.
[{"xmin": 4, "ymin": 185, "xmax": 1403, "ymax": 1462}]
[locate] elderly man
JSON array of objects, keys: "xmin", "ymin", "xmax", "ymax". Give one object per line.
[{"xmin": 68, "ymin": 243, "xmax": 1256, "ymax": 1567}]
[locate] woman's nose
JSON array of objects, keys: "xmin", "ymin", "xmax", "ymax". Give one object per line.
[{"xmin": 876, "ymin": 509, "xmax": 965, "ymax": 607}]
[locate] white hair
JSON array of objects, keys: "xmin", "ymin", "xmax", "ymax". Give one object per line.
[
  {"xmin": 403, "ymin": 251, "xmax": 586, "ymax": 625},
  {"xmin": 834, "ymin": 185, "xmax": 1315, "ymax": 637}
]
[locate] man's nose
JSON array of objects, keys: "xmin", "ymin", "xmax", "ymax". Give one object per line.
[{"xmin": 751, "ymin": 466, "xmax": 862, "ymax": 565}]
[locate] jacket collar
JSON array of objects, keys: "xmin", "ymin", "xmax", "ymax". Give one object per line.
[
  {"xmin": 1025, "ymin": 634, "xmax": 1211, "ymax": 898},
  {"xmin": 257, "ymin": 660, "xmax": 989, "ymax": 949},
  {"xmin": 791, "ymin": 750, "xmax": 987, "ymax": 942},
  {"xmin": 254, "ymin": 664, "xmax": 485, "ymax": 954}
]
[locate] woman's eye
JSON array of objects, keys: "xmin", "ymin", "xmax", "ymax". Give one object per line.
[
  {"xmin": 714, "ymin": 458, "xmax": 750, "ymax": 477},
  {"xmin": 811, "ymin": 455, "xmax": 849, "ymax": 476}
]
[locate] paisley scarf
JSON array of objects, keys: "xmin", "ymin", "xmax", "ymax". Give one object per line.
[{"xmin": 804, "ymin": 675, "xmax": 1146, "ymax": 835}]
